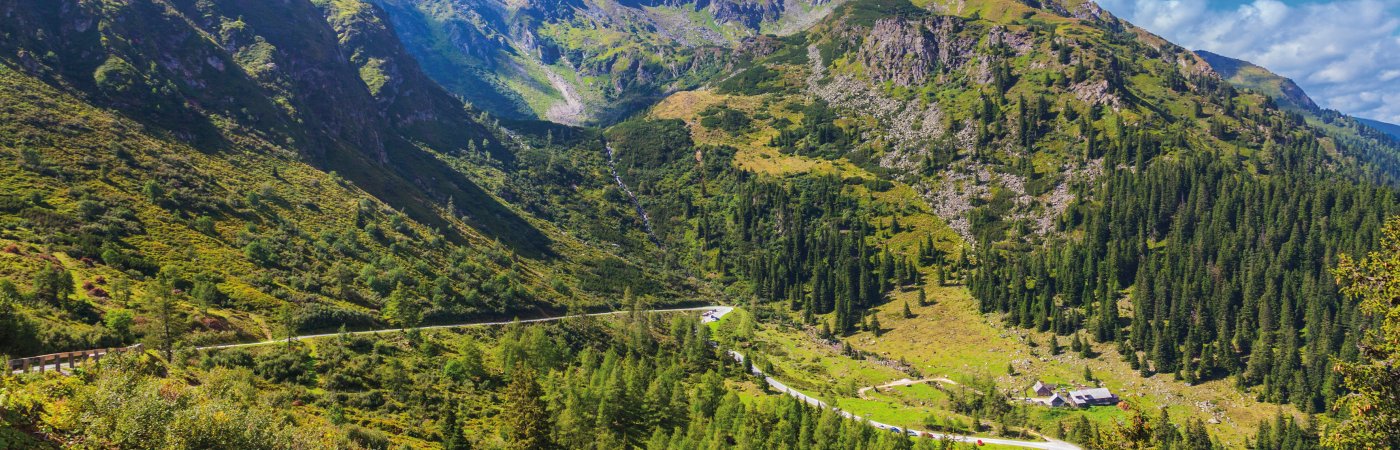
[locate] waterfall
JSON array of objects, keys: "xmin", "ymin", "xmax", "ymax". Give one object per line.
[{"xmin": 604, "ymin": 143, "xmax": 660, "ymax": 246}]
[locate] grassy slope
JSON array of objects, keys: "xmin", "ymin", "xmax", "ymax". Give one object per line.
[
  {"xmin": 0, "ymin": 0, "xmax": 700, "ymax": 358},
  {"xmin": 856, "ymin": 283, "xmax": 1296, "ymax": 446},
  {"xmin": 0, "ymin": 63, "xmax": 531, "ymax": 350},
  {"xmin": 629, "ymin": 1, "xmax": 1339, "ymax": 444}
]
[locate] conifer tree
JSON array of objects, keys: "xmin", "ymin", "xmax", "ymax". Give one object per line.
[
  {"xmin": 440, "ymin": 407, "xmax": 470, "ymax": 450},
  {"xmin": 501, "ymin": 366, "xmax": 550, "ymax": 450},
  {"xmin": 1328, "ymin": 217, "xmax": 1400, "ymax": 449}
]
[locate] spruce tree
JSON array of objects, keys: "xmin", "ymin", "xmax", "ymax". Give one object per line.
[
  {"xmin": 501, "ymin": 365, "xmax": 550, "ymax": 450},
  {"xmin": 441, "ymin": 407, "xmax": 470, "ymax": 450},
  {"xmin": 1327, "ymin": 217, "xmax": 1400, "ymax": 449}
]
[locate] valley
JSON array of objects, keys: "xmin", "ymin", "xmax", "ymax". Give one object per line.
[{"xmin": 2, "ymin": 0, "xmax": 1400, "ymax": 449}]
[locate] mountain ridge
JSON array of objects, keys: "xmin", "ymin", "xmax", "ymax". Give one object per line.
[
  {"xmin": 1194, "ymin": 49, "xmax": 1320, "ymax": 112},
  {"xmin": 1360, "ymin": 117, "xmax": 1400, "ymax": 140},
  {"xmin": 1, "ymin": 0, "xmax": 1399, "ymax": 449}
]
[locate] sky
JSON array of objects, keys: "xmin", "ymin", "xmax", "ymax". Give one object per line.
[{"xmin": 1095, "ymin": 0, "xmax": 1400, "ymax": 124}]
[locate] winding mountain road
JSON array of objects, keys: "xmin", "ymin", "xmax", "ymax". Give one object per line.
[
  {"xmin": 198, "ymin": 306, "xmax": 726, "ymax": 351},
  {"xmin": 729, "ymin": 349, "xmax": 1078, "ymax": 450},
  {"xmin": 11, "ymin": 305, "xmax": 1077, "ymax": 449}
]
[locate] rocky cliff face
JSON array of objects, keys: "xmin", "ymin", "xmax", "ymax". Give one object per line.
[
  {"xmin": 857, "ymin": 16, "xmax": 970, "ymax": 87},
  {"xmin": 859, "ymin": 19, "xmax": 938, "ymax": 87},
  {"xmin": 707, "ymin": 0, "xmax": 785, "ymax": 29}
]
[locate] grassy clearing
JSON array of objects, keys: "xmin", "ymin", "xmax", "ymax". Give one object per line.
[
  {"xmin": 649, "ymin": 90, "xmax": 855, "ymax": 176},
  {"xmin": 843, "ymin": 282, "xmax": 1301, "ymax": 446}
]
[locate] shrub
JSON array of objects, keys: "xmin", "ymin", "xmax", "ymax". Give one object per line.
[
  {"xmin": 254, "ymin": 349, "xmax": 316, "ymax": 385},
  {"xmin": 292, "ymin": 304, "xmax": 377, "ymax": 333}
]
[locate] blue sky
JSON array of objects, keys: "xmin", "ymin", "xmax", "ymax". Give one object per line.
[{"xmin": 1096, "ymin": 0, "xmax": 1400, "ymax": 123}]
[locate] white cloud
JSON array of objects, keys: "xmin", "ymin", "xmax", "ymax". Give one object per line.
[{"xmin": 1097, "ymin": 0, "xmax": 1400, "ymax": 123}]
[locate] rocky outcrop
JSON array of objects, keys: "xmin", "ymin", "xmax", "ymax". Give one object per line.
[
  {"xmin": 708, "ymin": 0, "xmax": 784, "ymax": 29},
  {"xmin": 1071, "ymin": 79, "xmax": 1122, "ymax": 109},
  {"xmin": 1073, "ymin": 1, "xmax": 1109, "ymax": 23},
  {"xmin": 859, "ymin": 19, "xmax": 937, "ymax": 87},
  {"xmin": 856, "ymin": 17, "xmax": 969, "ymax": 87},
  {"xmin": 807, "ymin": 44, "xmax": 946, "ymax": 168}
]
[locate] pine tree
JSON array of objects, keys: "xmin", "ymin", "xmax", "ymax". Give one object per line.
[
  {"xmin": 501, "ymin": 366, "xmax": 550, "ymax": 449},
  {"xmin": 383, "ymin": 283, "xmax": 422, "ymax": 329},
  {"xmin": 145, "ymin": 275, "xmax": 184, "ymax": 362},
  {"xmin": 1327, "ymin": 217, "xmax": 1400, "ymax": 449},
  {"xmin": 902, "ymin": 300, "xmax": 914, "ymax": 318},
  {"xmin": 1182, "ymin": 418, "xmax": 1212, "ymax": 450},
  {"xmin": 441, "ymin": 407, "xmax": 470, "ymax": 450},
  {"xmin": 32, "ymin": 264, "xmax": 74, "ymax": 306}
]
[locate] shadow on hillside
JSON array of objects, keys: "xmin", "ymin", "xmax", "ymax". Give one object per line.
[{"xmin": 321, "ymin": 138, "xmax": 555, "ymax": 260}]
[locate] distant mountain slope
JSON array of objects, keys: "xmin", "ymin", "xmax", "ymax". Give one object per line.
[
  {"xmin": 1360, "ymin": 117, "xmax": 1400, "ymax": 140},
  {"xmin": 370, "ymin": 0, "xmax": 846, "ymax": 124},
  {"xmin": 1192, "ymin": 49, "xmax": 1400, "ymax": 168},
  {"xmin": 1195, "ymin": 50, "xmax": 1319, "ymax": 112}
]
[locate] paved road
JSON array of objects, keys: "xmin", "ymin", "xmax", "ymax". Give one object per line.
[
  {"xmin": 11, "ymin": 305, "xmax": 1076, "ymax": 449},
  {"xmin": 12, "ymin": 307, "xmax": 734, "ymax": 373},
  {"xmin": 200, "ymin": 306, "xmax": 735, "ymax": 350},
  {"xmin": 729, "ymin": 349, "xmax": 1078, "ymax": 450}
]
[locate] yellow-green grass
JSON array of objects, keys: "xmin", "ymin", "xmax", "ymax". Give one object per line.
[
  {"xmin": 843, "ymin": 282, "xmax": 1302, "ymax": 446},
  {"xmin": 0, "ymin": 62, "xmax": 638, "ymax": 352},
  {"xmin": 649, "ymin": 90, "xmax": 858, "ymax": 176},
  {"xmin": 650, "ymin": 88, "xmax": 963, "ymax": 261}
]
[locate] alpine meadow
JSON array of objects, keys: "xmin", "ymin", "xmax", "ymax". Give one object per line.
[{"xmin": 1, "ymin": 0, "xmax": 1399, "ymax": 449}]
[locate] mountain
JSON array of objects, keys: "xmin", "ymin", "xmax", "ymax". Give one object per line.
[
  {"xmin": 368, "ymin": 0, "xmax": 847, "ymax": 124},
  {"xmin": 3, "ymin": 0, "xmax": 1400, "ymax": 449},
  {"xmin": 606, "ymin": 0, "xmax": 1400, "ymax": 443},
  {"xmin": 1360, "ymin": 117, "xmax": 1400, "ymax": 140},
  {"xmin": 1193, "ymin": 50, "xmax": 1400, "ymax": 168},
  {"xmin": 0, "ymin": 0, "xmax": 693, "ymax": 358},
  {"xmin": 1195, "ymin": 50, "xmax": 1319, "ymax": 112}
]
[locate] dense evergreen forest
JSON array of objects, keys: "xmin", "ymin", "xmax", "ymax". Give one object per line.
[
  {"xmin": 970, "ymin": 134, "xmax": 1398, "ymax": 414},
  {"xmin": 606, "ymin": 119, "xmax": 949, "ymax": 336}
]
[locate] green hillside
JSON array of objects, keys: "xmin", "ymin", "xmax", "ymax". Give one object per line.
[
  {"xmin": 2, "ymin": 0, "xmax": 1400, "ymax": 449},
  {"xmin": 0, "ymin": 0, "xmax": 697, "ymax": 360},
  {"xmin": 1194, "ymin": 50, "xmax": 1319, "ymax": 113},
  {"xmin": 1359, "ymin": 118, "xmax": 1400, "ymax": 140}
]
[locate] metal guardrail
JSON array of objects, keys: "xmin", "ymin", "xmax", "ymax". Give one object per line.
[{"xmin": 6, "ymin": 344, "xmax": 143, "ymax": 374}]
